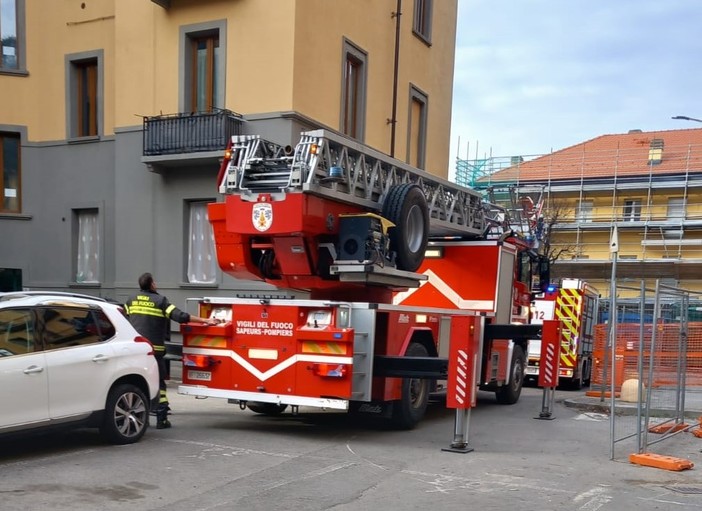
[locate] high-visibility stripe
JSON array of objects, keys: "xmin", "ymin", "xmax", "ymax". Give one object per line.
[
  {"xmin": 556, "ymin": 289, "xmax": 581, "ymax": 369},
  {"xmin": 153, "ymin": 345, "xmax": 166, "ymax": 352},
  {"xmin": 188, "ymin": 336, "xmax": 227, "ymax": 348},
  {"xmin": 301, "ymin": 341, "xmax": 347, "ymax": 355},
  {"xmin": 128, "ymin": 305, "xmax": 165, "ymax": 318},
  {"xmin": 165, "ymin": 304, "xmax": 176, "ymax": 316}
]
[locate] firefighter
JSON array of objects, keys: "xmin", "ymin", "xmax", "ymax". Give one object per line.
[{"xmin": 125, "ymin": 272, "xmax": 220, "ymax": 429}]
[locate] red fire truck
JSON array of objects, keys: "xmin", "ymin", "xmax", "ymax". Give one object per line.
[
  {"xmin": 177, "ymin": 129, "xmax": 549, "ymax": 429},
  {"xmin": 526, "ymin": 278, "xmax": 599, "ymax": 389}
]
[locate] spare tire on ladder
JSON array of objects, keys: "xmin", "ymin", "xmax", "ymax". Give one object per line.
[{"xmin": 381, "ymin": 184, "xmax": 429, "ymax": 272}]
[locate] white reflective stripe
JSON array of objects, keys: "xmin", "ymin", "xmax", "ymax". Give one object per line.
[
  {"xmin": 183, "ymin": 347, "xmax": 353, "ymax": 381},
  {"xmin": 393, "ymin": 269, "xmax": 495, "ymax": 310}
]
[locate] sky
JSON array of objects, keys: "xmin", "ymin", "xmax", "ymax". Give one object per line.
[{"xmin": 450, "ymin": 0, "xmax": 702, "ymax": 168}]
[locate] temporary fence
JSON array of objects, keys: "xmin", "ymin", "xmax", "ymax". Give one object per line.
[{"xmin": 590, "ymin": 281, "xmax": 702, "ymax": 467}]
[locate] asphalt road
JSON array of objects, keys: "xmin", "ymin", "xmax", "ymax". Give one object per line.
[{"xmin": 2, "ymin": 377, "xmax": 702, "ymax": 511}]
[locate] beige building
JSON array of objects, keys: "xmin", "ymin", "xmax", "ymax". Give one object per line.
[
  {"xmin": 459, "ymin": 128, "xmax": 702, "ymax": 304},
  {"xmin": 0, "ymin": 0, "xmax": 457, "ymax": 304}
]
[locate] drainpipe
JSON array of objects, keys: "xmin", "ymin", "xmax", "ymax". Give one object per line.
[{"xmin": 389, "ymin": 0, "xmax": 402, "ymax": 157}]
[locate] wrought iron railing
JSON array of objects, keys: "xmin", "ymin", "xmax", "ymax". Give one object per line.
[{"xmin": 143, "ymin": 109, "xmax": 244, "ymax": 156}]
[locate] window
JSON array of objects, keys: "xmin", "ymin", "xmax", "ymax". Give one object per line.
[
  {"xmin": 413, "ymin": 0, "xmax": 433, "ymax": 43},
  {"xmin": 75, "ymin": 60, "xmax": 97, "ymax": 136},
  {"xmin": 575, "ymin": 200, "xmax": 593, "ymax": 222},
  {"xmin": 75, "ymin": 209, "xmax": 100, "ymax": 283},
  {"xmin": 67, "ymin": 51, "xmax": 102, "ymax": 139},
  {"xmin": 190, "ymin": 34, "xmax": 219, "ymax": 112},
  {"xmin": 187, "ymin": 201, "xmax": 216, "ymax": 284},
  {"xmin": 41, "ymin": 307, "xmax": 111, "ymax": 349},
  {"xmin": 0, "ymin": 308, "xmax": 33, "ymax": 356},
  {"xmin": 623, "ymin": 199, "xmax": 641, "ymax": 221},
  {"xmin": 0, "ymin": 132, "xmax": 20, "ymax": 213},
  {"xmin": 0, "ymin": 268, "xmax": 21, "ymax": 291},
  {"xmin": 407, "ymin": 85, "xmax": 428, "ymax": 169},
  {"xmin": 0, "ymin": 0, "xmax": 24, "ymax": 72},
  {"xmin": 667, "ymin": 197, "xmax": 686, "ymax": 222},
  {"xmin": 341, "ymin": 39, "xmax": 367, "ymax": 141},
  {"xmin": 181, "ymin": 21, "xmax": 225, "ymax": 113}
]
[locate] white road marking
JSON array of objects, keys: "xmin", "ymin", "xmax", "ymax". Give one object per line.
[
  {"xmin": 574, "ymin": 487, "xmax": 612, "ymax": 511},
  {"xmin": 346, "ymin": 444, "xmax": 388, "ymax": 471},
  {"xmin": 574, "ymin": 412, "xmax": 609, "ymax": 421}
]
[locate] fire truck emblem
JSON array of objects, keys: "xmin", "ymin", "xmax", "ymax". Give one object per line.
[{"xmin": 252, "ymin": 203, "xmax": 273, "ymax": 232}]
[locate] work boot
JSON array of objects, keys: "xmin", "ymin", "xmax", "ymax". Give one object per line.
[{"xmin": 156, "ymin": 419, "xmax": 172, "ymax": 429}]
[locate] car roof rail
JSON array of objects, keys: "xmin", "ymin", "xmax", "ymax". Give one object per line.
[{"xmin": 0, "ymin": 291, "xmax": 108, "ymax": 302}]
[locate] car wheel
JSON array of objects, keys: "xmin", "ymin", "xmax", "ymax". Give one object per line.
[{"xmin": 100, "ymin": 383, "xmax": 150, "ymax": 444}]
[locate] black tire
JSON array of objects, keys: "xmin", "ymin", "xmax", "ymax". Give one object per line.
[
  {"xmin": 495, "ymin": 345, "xmax": 525, "ymax": 404},
  {"xmin": 247, "ymin": 402, "xmax": 288, "ymax": 416},
  {"xmin": 391, "ymin": 343, "xmax": 430, "ymax": 429},
  {"xmin": 582, "ymin": 358, "xmax": 592, "ymax": 387},
  {"xmin": 569, "ymin": 374, "xmax": 583, "ymax": 391},
  {"xmin": 381, "ymin": 184, "xmax": 429, "ymax": 272},
  {"xmin": 100, "ymin": 383, "xmax": 150, "ymax": 444}
]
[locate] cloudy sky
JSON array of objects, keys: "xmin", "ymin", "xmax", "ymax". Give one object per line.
[{"xmin": 450, "ymin": 0, "xmax": 702, "ymax": 166}]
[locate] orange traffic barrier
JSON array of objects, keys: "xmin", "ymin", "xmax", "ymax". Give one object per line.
[
  {"xmin": 629, "ymin": 453, "xmax": 694, "ymax": 471},
  {"xmin": 648, "ymin": 423, "xmax": 689, "ymax": 434}
]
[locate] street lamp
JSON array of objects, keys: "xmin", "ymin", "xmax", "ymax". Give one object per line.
[{"xmin": 672, "ymin": 115, "xmax": 702, "ymax": 123}]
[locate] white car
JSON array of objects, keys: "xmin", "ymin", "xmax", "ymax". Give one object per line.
[{"xmin": 0, "ymin": 291, "xmax": 159, "ymax": 444}]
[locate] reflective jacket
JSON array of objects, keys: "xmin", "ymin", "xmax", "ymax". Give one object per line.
[{"xmin": 124, "ymin": 290, "xmax": 190, "ymax": 351}]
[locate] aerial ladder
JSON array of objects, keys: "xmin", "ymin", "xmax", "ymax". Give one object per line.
[{"xmin": 179, "ymin": 128, "xmax": 553, "ymax": 436}]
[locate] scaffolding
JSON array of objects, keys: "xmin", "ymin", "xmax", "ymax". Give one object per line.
[{"xmin": 452, "ymin": 137, "xmax": 702, "ymax": 293}]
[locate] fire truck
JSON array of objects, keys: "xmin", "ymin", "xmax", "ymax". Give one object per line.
[
  {"xmin": 177, "ymin": 129, "xmax": 550, "ymax": 429},
  {"xmin": 526, "ymin": 278, "xmax": 599, "ymax": 389}
]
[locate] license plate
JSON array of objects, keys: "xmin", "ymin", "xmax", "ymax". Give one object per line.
[
  {"xmin": 525, "ymin": 367, "xmax": 538, "ymax": 375},
  {"xmin": 188, "ymin": 370, "xmax": 212, "ymax": 381}
]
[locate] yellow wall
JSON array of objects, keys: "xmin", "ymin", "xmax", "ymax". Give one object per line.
[
  {"xmin": 291, "ymin": 0, "xmax": 456, "ymax": 177},
  {"xmin": 2, "ymin": 0, "xmax": 456, "ymax": 176},
  {"xmin": 2, "ymin": 1, "xmax": 116, "ymax": 140},
  {"xmin": 114, "ymin": 0, "xmax": 297, "ymax": 127}
]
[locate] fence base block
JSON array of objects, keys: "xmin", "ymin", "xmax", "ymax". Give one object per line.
[
  {"xmin": 648, "ymin": 423, "xmax": 689, "ymax": 434},
  {"xmin": 691, "ymin": 428, "xmax": 702, "ymax": 438},
  {"xmin": 629, "ymin": 453, "xmax": 694, "ymax": 471}
]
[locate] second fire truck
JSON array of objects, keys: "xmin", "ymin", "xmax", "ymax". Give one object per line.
[
  {"xmin": 527, "ymin": 278, "xmax": 599, "ymax": 389},
  {"xmin": 177, "ymin": 129, "xmax": 550, "ymax": 429}
]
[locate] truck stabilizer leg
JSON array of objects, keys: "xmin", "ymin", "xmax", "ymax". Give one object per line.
[
  {"xmin": 534, "ymin": 386, "xmax": 556, "ymax": 420},
  {"xmin": 442, "ymin": 408, "xmax": 474, "ymax": 453}
]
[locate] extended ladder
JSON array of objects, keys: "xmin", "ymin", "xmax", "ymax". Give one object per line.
[{"xmin": 219, "ymin": 129, "xmax": 488, "ymax": 239}]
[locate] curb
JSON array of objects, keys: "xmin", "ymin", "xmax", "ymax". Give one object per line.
[{"xmin": 562, "ymin": 397, "xmax": 702, "ymax": 420}]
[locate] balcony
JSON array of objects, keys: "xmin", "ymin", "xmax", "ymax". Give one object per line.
[{"xmin": 142, "ymin": 109, "xmax": 244, "ymax": 171}]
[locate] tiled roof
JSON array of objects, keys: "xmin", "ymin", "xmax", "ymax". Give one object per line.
[{"xmin": 482, "ymin": 128, "xmax": 702, "ymax": 184}]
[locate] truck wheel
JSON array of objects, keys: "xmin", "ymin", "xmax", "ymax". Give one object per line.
[
  {"xmin": 247, "ymin": 402, "xmax": 288, "ymax": 416},
  {"xmin": 570, "ymin": 376, "xmax": 583, "ymax": 391},
  {"xmin": 495, "ymin": 345, "xmax": 525, "ymax": 404},
  {"xmin": 391, "ymin": 343, "xmax": 430, "ymax": 429},
  {"xmin": 583, "ymin": 359, "xmax": 592, "ymax": 387},
  {"xmin": 100, "ymin": 384, "xmax": 150, "ymax": 445},
  {"xmin": 382, "ymin": 184, "xmax": 429, "ymax": 272}
]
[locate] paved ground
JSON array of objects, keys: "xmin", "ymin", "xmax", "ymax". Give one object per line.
[{"xmin": 3, "ymin": 365, "xmax": 702, "ymax": 511}]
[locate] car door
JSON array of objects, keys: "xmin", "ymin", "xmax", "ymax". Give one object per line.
[
  {"xmin": 40, "ymin": 305, "xmax": 116, "ymax": 419},
  {"xmin": 0, "ymin": 308, "xmax": 49, "ymax": 429}
]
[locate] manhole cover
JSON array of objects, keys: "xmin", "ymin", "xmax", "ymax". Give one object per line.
[{"xmin": 665, "ymin": 485, "xmax": 702, "ymax": 494}]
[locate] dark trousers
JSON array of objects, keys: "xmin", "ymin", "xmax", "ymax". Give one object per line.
[{"xmin": 155, "ymin": 352, "xmax": 170, "ymax": 422}]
